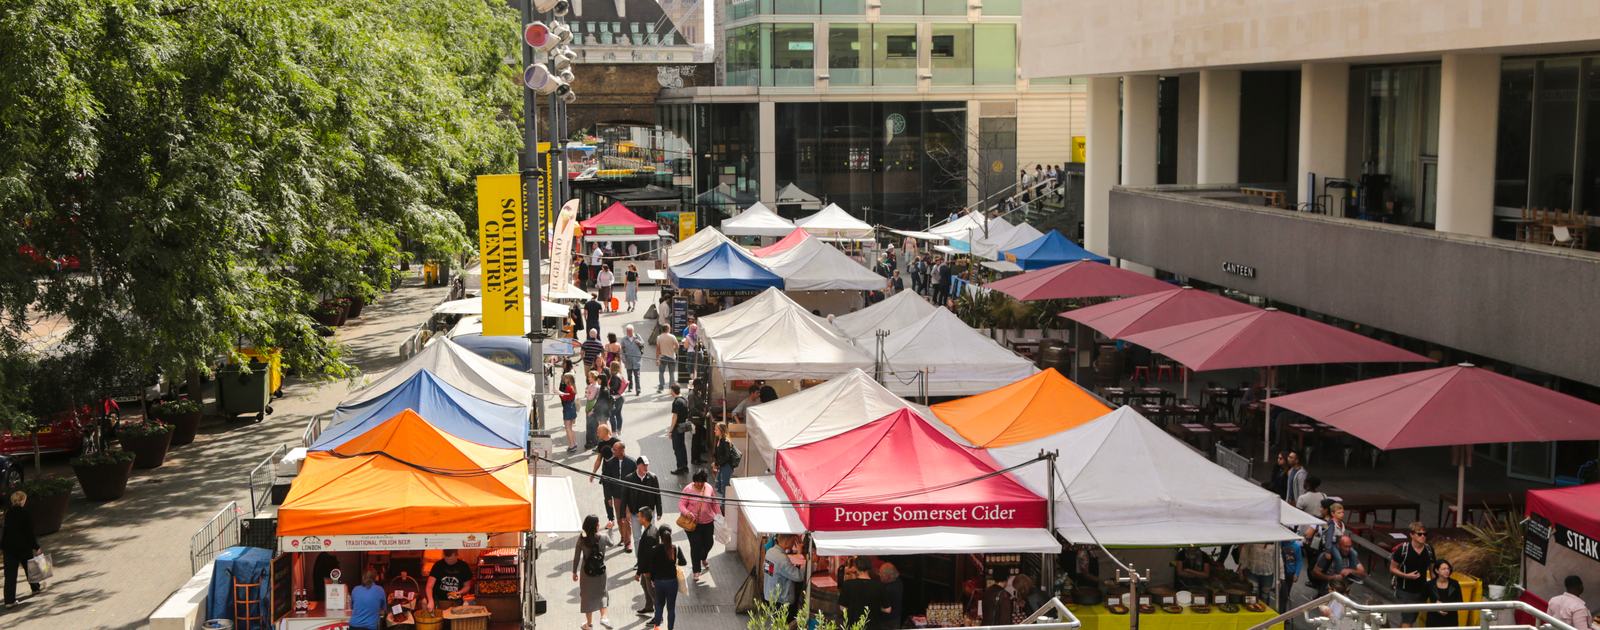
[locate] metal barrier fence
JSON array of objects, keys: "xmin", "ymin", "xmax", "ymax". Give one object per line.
[
  {"xmin": 1215, "ymin": 442, "xmax": 1254, "ymax": 480},
  {"xmin": 248, "ymin": 444, "xmax": 289, "ymax": 517},
  {"xmin": 301, "ymin": 413, "xmax": 325, "ymax": 448},
  {"xmin": 190, "ymin": 500, "xmax": 240, "ymax": 574},
  {"xmin": 1253, "ymin": 590, "xmax": 1577, "ymax": 630}
]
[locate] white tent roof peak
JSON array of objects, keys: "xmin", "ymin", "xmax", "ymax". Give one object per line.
[
  {"xmin": 343, "ymin": 337, "xmax": 534, "ymax": 409},
  {"xmin": 697, "ymin": 287, "xmax": 823, "ymax": 335},
  {"xmin": 878, "ymin": 309, "xmax": 1039, "ymax": 397},
  {"xmin": 706, "ymin": 306, "xmax": 872, "ymax": 380},
  {"xmin": 796, "ymin": 203, "xmax": 875, "ymax": 240},
  {"xmin": 721, "ymin": 202, "xmax": 797, "ymax": 237},
  {"xmin": 776, "ymin": 183, "xmax": 822, "ymax": 205},
  {"xmin": 760, "ymin": 237, "xmax": 886, "ymax": 291},
  {"xmin": 746, "ymin": 368, "xmax": 934, "ymax": 470},
  {"xmin": 832, "ymin": 290, "xmax": 941, "ymax": 340},
  {"xmin": 667, "ymin": 227, "xmax": 739, "ymax": 264}
]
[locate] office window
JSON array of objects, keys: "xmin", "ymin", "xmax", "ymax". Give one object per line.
[
  {"xmin": 1531, "ymin": 59, "xmax": 1580, "ymax": 211},
  {"xmin": 766, "ymin": 0, "xmax": 819, "ymax": 13},
  {"xmin": 828, "ymin": 23, "xmax": 870, "ymax": 86},
  {"xmin": 1494, "ymin": 61, "xmax": 1535, "ymax": 209},
  {"xmin": 1359, "ymin": 65, "xmax": 1440, "ymax": 226},
  {"xmin": 879, "ymin": 0, "xmax": 921, "ymax": 15},
  {"xmin": 767, "ymin": 24, "xmax": 815, "ymax": 87},
  {"xmin": 731, "ymin": 0, "xmax": 759, "ymax": 19},
  {"xmin": 727, "ymin": 25, "xmax": 760, "ymax": 86},
  {"xmin": 821, "ymin": 0, "xmax": 865, "ymax": 13},
  {"xmin": 931, "ymin": 25, "xmax": 972, "ymax": 85},
  {"xmin": 874, "ymin": 24, "xmax": 917, "ymax": 86},
  {"xmin": 973, "ymin": 23, "xmax": 1015, "ymax": 85},
  {"xmin": 983, "ymin": 0, "xmax": 1023, "ymax": 15},
  {"xmin": 923, "ymin": 0, "xmax": 964, "ymax": 15}
]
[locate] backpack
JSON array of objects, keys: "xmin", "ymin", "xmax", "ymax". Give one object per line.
[
  {"xmin": 725, "ymin": 441, "xmax": 743, "ymax": 469},
  {"xmin": 582, "ymin": 539, "xmax": 606, "ymax": 577}
]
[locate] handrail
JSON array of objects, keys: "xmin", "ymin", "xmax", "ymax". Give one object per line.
[
  {"xmin": 247, "ymin": 444, "xmax": 289, "ymax": 517},
  {"xmin": 1250, "ymin": 591, "xmax": 1575, "ymax": 630},
  {"xmin": 301, "ymin": 413, "xmax": 326, "ymax": 449},
  {"xmin": 189, "ymin": 500, "xmax": 240, "ymax": 574}
]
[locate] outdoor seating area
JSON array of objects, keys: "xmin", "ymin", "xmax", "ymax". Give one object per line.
[{"xmin": 1512, "ymin": 207, "xmax": 1591, "ymax": 248}]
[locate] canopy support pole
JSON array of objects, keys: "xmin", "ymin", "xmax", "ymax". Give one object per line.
[
  {"xmin": 1454, "ymin": 446, "xmax": 1470, "ymax": 527},
  {"xmin": 1044, "ymin": 451, "xmax": 1059, "ymax": 595},
  {"xmin": 1261, "ymin": 367, "xmax": 1276, "ymax": 462},
  {"xmin": 803, "ymin": 535, "xmax": 814, "ymax": 621}
]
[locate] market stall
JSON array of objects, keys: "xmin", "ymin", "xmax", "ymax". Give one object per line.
[
  {"xmin": 703, "ymin": 302, "xmax": 872, "ymax": 383},
  {"xmin": 988, "ymin": 223, "xmax": 1045, "ymax": 261},
  {"xmin": 1521, "ymin": 484, "xmax": 1600, "ymax": 620},
  {"xmin": 315, "ymin": 370, "xmax": 529, "ymax": 451},
  {"xmin": 929, "ymin": 368, "xmax": 1110, "ymax": 448},
  {"xmin": 752, "ymin": 227, "xmax": 814, "ymax": 257},
  {"xmin": 348, "ymin": 337, "xmax": 537, "ymax": 409},
  {"xmin": 1003, "ymin": 229, "xmax": 1109, "ymax": 269},
  {"xmin": 721, "ymin": 201, "xmax": 798, "ymax": 239},
  {"xmin": 775, "ymin": 182, "xmax": 824, "ymax": 212},
  {"xmin": 795, "ymin": 203, "xmax": 875, "ymax": 242},
  {"xmin": 831, "ymin": 290, "xmax": 940, "ymax": 341},
  {"xmin": 666, "ymin": 226, "xmax": 740, "ymax": 266},
  {"xmin": 697, "ymin": 286, "xmax": 825, "ymax": 336},
  {"xmin": 873, "ymin": 308, "xmax": 1039, "ymax": 399},
  {"xmin": 759, "ymin": 236, "xmax": 884, "ymax": 313},
  {"xmin": 581, "ymin": 201, "xmax": 669, "ymax": 283},
  {"xmin": 667, "ymin": 242, "xmax": 784, "ymax": 291},
  {"xmin": 744, "ymin": 368, "xmax": 932, "ymax": 473}
]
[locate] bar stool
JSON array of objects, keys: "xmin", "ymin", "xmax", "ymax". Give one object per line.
[
  {"xmin": 1131, "ymin": 365, "xmax": 1151, "ymax": 384},
  {"xmin": 1155, "ymin": 362, "xmax": 1176, "ymax": 382}
]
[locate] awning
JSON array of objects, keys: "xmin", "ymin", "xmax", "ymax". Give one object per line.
[
  {"xmin": 759, "ymin": 236, "xmax": 886, "ymax": 292},
  {"xmin": 795, "ymin": 203, "xmax": 875, "ymax": 241},
  {"xmin": 581, "ymin": 201, "xmax": 658, "ymax": 237},
  {"xmin": 876, "ymin": 309, "xmax": 1040, "ymax": 397},
  {"xmin": 729, "ymin": 476, "xmax": 807, "ymax": 535},
  {"xmin": 1001, "ymin": 229, "xmax": 1108, "ymax": 268},
  {"xmin": 984, "ymin": 260, "xmax": 1174, "ymax": 301},
  {"xmin": 831, "ymin": 290, "xmax": 940, "ymax": 342},
  {"xmin": 890, "ymin": 229, "xmax": 947, "ymax": 242},
  {"xmin": 1060, "ymin": 286, "xmax": 1257, "ymax": 339},
  {"xmin": 813, "ymin": 527, "xmax": 1062, "ymax": 556},
  {"xmin": 721, "ymin": 202, "xmax": 797, "ymax": 238},
  {"xmin": 343, "ymin": 337, "xmax": 536, "ymax": 409},
  {"xmin": 751, "ymin": 228, "xmax": 813, "ymax": 257},
  {"xmin": 535, "ymin": 476, "xmax": 584, "ymax": 534},
  {"xmin": 1119, "ymin": 307, "xmax": 1434, "ymax": 372},
  {"xmin": 667, "ymin": 242, "xmax": 784, "ymax": 290},
  {"xmin": 746, "ymin": 368, "xmax": 932, "ymax": 470},
  {"xmin": 319, "ymin": 370, "xmax": 529, "ymax": 451},
  {"xmin": 980, "ymin": 260, "xmax": 1022, "ymax": 273},
  {"xmin": 930, "ymin": 368, "xmax": 1109, "ymax": 448}
]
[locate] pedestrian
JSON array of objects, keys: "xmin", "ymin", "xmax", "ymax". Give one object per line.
[
  {"xmin": 604, "ymin": 332, "xmax": 622, "ymax": 369},
  {"xmin": 584, "ymin": 370, "xmax": 605, "ymax": 448},
  {"xmin": 589, "ymin": 244, "xmax": 604, "ymax": 285},
  {"xmin": 838, "ymin": 557, "xmax": 882, "ymax": 627},
  {"xmin": 349, "ymin": 569, "xmax": 385, "ymax": 630},
  {"xmin": 589, "ymin": 424, "xmax": 621, "ymax": 526},
  {"xmin": 582, "ymin": 329, "xmax": 604, "ymax": 372},
  {"xmin": 730, "ymin": 385, "xmax": 762, "ymax": 422},
  {"xmin": 560, "ymin": 373, "xmax": 580, "ymax": 453},
  {"xmin": 710, "ymin": 422, "xmax": 741, "ymax": 504},
  {"xmin": 647, "ymin": 526, "xmax": 680, "ymax": 630},
  {"xmin": 1268, "ymin": 451, "xmax": 1288, "ymax": 499},
  {"xmin": 1320, "ymin": 502, "xmax": 1350, "ymax": 553},
  {"xmin": 677, "ymin": 471, "xmax": 718, "ymax": 578},
  {"xmin": 889, "ymin": 270, "xmax": 904, "ymax": 295},
  {"xmin": 668, "ymin": 384, "xmax": 690, "ymax": 475},
  {"xmin": 634, "ymin": 508, "xmax": 661, "ymax": 617},
  {"xmin": 577, "ymin": 257, "xmax": 590, "ymax": 291},
  {"xmin": 3, "ymin": 491, "xmax": 42, "ymax": 607},
  {"xmin": 607, "ymin": 359, "xmax": 627, "ymax": 432},
  {"xmin": 1424, "ymin": 560, "xmax": 1464, "ymax": 628},
  {"xmin": 1014, "ymin": 574, "xmax": 1046, "ymax": 618},
  {"xmin": 593, "ymin": 365, "xmax": 615, "ymax": 438},
  {"xmin": 764, "ymin": 534, "xmax": 804, "ymax": 618},
  {"xmin": 572, "ymin": 515, "xmax": 614, "ymax": 629},
  {"xmin": 625, "ymin": 264, "xmax": 640, "ymax": 311},
  {"xmin": 570, "ymin": 302, "xmax": 586, "ymax": 339},
  {"xmin": 1389, "ymin": 522, "xmax": 1436, "ymax": 628},
  {"xmin": 621, "ymin": 325, "xmax": 644, "ymax": 395},
  {"xmin": 655, "ymin": 327, "xmax": 679, "ymax": 393},
  {"xmin": 626, "ymin": 457, "xmax": 664, "ymax": 542},
  {"xmin": 1284, "ymin": 450, "xmax": 1308, "ymax": 504},
  {"xmin": 1310, "ymin": 535, "xmax": 1367, "ymax": 595},
  {"xmin": 1237, "ymin": 541, "xmax": 1277, "ymax": 604},
  {"xmin": 1295, "ymin": 476, "xmax": 1327, "ymax": 518},
  {"xmin": 598, "ymin": 265, "xmax": 616, "ymax": 311},
  {"xmin": 1548, "ymin": 576, "xmax": 1593, "ymax": 630},
  {"xmin": 878, "ymin": 562, "xmax": 905, "ymax": 630},
  {"xmin": 1278, "ymin": 536, "xmax": 1302, "ymax": 611},
  {"xmin": 602, "ymin": 441, "xmax": 637, "ymax": 551},
  {"xmin": 585, "ymin": 294, "xmax": 604, "ymax": 337}
]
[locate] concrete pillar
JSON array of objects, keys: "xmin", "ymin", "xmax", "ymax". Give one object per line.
[
  {"xmin": 1436, "ymin": 53, "xmax": 1501, "ymax": 237},
  {"xmin": 1084, "ymin": 76, "xmax": 1120, "ymax": 257},
  {"xmin": 1177, "ymin": 73, "xmax": 1199, "ymax": 185},
  {"xmin": 759, "ymin": 100, "xmax": 776, "ymax": 205},
  {"xmin": 1298, "ymin": 63, "xmax": 1349, "ymax": 209},
  {"xmin": 1121, "ymin": 75, "xmax": 1159, "ymax": 187},
  {"xmin": 1197, "ymin": 69, "xmax": 1240, "ymax": 184}
]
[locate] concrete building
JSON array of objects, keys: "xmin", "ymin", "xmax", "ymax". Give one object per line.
[
  {"xmin": 1022, "ymin": 0, "xmax": 1600, "ymax": 484},
  {"xmin": 657, "ymin": 0, "xmax": 1085, "ymax": 228}
]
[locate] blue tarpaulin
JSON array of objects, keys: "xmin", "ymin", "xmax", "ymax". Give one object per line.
[
  {"xmin": 1002, "ymin": 229, "xmax": 1109, "ymax": 269},
  {"xmin": 206, "ymin": 546, "xmax": 273, "ymax": 624},
  {"xmin": 313, "ymin": 370, "xmax": 529, "ymax": 451},
  {"xmin": 668, "ymin": 242, "xmax": 784, "ymax": 290}
]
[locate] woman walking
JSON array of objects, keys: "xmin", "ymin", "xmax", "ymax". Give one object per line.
[
  {"xmin": 624, "ymin": 264, "xmax": 640, "ymax": 311},
  {"xmin": 584, "ymin": 369, "xmax": 603, "ymax": 449},
  {"xmin": 677, "ymin": 471, "xmax": 719, "ymax": 578},
  {"xmin": 597, "ymin": 264, "xmax": 615, "ymax": 311},
  {"xmin": 560, "ymin": 374, "xmax": 579, "ymax": 454},
  {"xmin": 604, "ymin": 333, "xmax": 622, "ymax": 369},
  {"xmin": 646, "ymin": 526, "xmax": 680, "ymax": 630},
  {"xmin": 1424, "ymin": 560, "xmax": 1463, "ymax": 628},
  {"xmin": 710, "ymin": 423, "xmax": 740, "ymax": 505},
  {"xmin": 572, "ymin": 515, "xmax": 614, "ymax": 629},
  {"xmin": 3, "ymin": 491, "xmax": 43, "ymax": 607}
]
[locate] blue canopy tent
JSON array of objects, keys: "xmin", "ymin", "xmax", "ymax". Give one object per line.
[
  {"xmin": 1002, "ymin": 229, "xmax": 1109, "ymax": 269},
  {"xmin": 668, "ymin": 242, "xmax": 784, "ymax": 290},
  {"xmin": 313, "ymin": 370, "xmax": 529, "ymax": 451}
]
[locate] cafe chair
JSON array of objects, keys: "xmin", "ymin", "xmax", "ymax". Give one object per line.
[
  {"xmin": 1553, "ymin": 225, "xmax": 1579, "ymax": 248},
  {"xmin": 1131, "ymin": 365, "xmax": 1150, "ymax": 384},
  {"xmin": 1155, "ymin": 361, "xmax": 1176, "ymax": 382}
]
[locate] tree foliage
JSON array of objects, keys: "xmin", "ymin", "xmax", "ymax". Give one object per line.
[{"xmin": 0, "ymin": 0, "xmax": 520, "ymax": 391}]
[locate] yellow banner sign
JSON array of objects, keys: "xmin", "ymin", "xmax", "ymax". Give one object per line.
[
  {"xmin": 1072, "ymin": 135, "xmax": 1087, "ymax": 163},
  {"xmin": 476, "ymin": 174, "xmax": 526, "ymax": 337},
  {"xmin": 678, "ymin": 212, "xmax": 698, "ymax": 243}
]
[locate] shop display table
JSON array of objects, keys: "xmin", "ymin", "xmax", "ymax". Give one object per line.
[{"xmin": 1073, "ymin": 604, "xmax": 1282, "ymax": 630}]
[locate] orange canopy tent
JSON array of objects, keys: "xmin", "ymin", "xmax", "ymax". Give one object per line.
[
  {"xmin": 278, "ymin": 409, "xmax": 532, "ymax": 536},
  {"xmin": 929, "ymin": 368, "xmax": 1111, "ymax": 448}
]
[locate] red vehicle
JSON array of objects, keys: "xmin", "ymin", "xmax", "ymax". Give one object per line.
[
  {"xmin": 16, "ymin": 244, "xmax": 81, "ymax": 272},
  {"xmin": 0, "ymin": 405, "xmax": 89, "ymax": 457}
]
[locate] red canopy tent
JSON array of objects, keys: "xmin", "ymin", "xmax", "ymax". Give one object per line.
[
  {"xmin": 752, "ymin": 227, "xmax": 813, "ymax": 257},
  {"xmin": 580, "ymin": 202, "xmax": 656, "ymax": 236},
  {"xmin": 1271, "ymin": 364, "xmax": 1600, "ymax": 524},
  {"xmin": 982, "ymin": 260, "xmax": 1173, "ymax": 301},
  {"xmin": 775, "ymin": 409, "xmax": 1047, "ymax": 531},
  {"xmin": 1523, "ymin": 484, "xmax": 1600, "ymax": 615},
  {"xmin": 1120, "ymin": 307, "xmax": 1433, "ymax": 459}
]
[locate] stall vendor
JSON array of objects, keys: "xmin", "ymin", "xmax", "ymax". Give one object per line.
[
  {"xmin": 425, "ymin": 550, "xmax": 475, "ymax": 610},
  {"xmin": 1174, "ymin": 547, "xmax": 1213, "ymax": 590}
]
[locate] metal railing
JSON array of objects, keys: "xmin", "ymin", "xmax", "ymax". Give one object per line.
[
  {"xmin": 247, "ymin": 444, "xmax": 289, "ymax": 517},
  {"xmin": 301, "ymin": 413, "xmax": 326, "ymax": 448},
  {"xmin": 1251, "ymin": 590, "xmax": 1576, "ymax": 630},
  {"xmin": 189, "ymin": 500, "xmax": 240, "ymax": 574},
  {"xmin": 1215, "ymin": 442, "xmax": 1254, "ymax": 480},
  {"xmin": 959, "ymin": 598, "xmax": 1084, "ymax": 629}
]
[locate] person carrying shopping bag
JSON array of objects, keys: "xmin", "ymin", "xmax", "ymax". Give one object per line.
[{"xmin": 3, "ymin": 491, "xmax": 44, "ymax": 607}]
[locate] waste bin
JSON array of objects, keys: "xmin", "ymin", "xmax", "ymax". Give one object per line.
[
  {"xmin": 219, "ymin": 360, "xmax": 273, "ymax": 422},
  {"xmin": 237, "ymin": 348, "xmax": 283, "ymax": 397}
]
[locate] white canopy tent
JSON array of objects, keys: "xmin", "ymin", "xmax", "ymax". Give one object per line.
[
  {"xmin": 759, "ymin": 236, "xmax": 886, "ymax": 291},
  {"xmin": 795, "ymin": 203, "xmax": 875, "ymax": 241},
  {"xmin": 989, "ymin": 406, "xmax": 1321, "ymax": 546},
  {"xmin": 705, "ymin": 306, "xmax": 873, "ymax": 380},
  {"xmin": 831, "ymin": 290, "xmax": 940, "ymax": 340},
  {"xmin": 666, "ymin": 227, "xmax": 740, "ymax": 265},
  {"xmin": 927, "ymin": 211, "xmax": 989, "ymax": 239},
  {"xmin": 745, "ymin": 368, "xmax": 932, "ymax": 471},
  {"xmin": 775, "ymin": 183, "xmax": 824, "ymax": 210},
  {"xmin": 720, "ymin": 202, "xmax": 797, "ymax": 238},
  {"xmin": 986, "ymin": 223, "xmax": 1044, "ymax": 260},
  {"xmin": 959, "ymin": 216, "xmax": 1018, "ymax": 260},
  {"xmin": 432, "ymin": 297, "xmax": 569, "ymax": 319},
  {"xmin": 533, "ymin": 476, "xmax": 584, "ymax": 533},
  {"xmin": 878, "ymin": 309, "xmax": 1039, "ymax": 397},
  {"xmin": 696, "ymin": 287, "xmax": 823, "ymax": 335},
  {"xmin": 344, "ymin": 337, "xmax": 535, "ymax": 409}
]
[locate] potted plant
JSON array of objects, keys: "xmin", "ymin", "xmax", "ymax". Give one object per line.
[
  {"xmin": 20, "ymin": 477, "xmax": 74, "ymax": 535},
  {"xmin": 1438, "ymin": 513, "xmax": 1524, "ymax": 599},
  {"xmin": 151, "ymin": 398, "xmax": 202, "ymax": 446},
  {"xmin": 118, "ymin": 420, "xmax": 173, "ymax": 469},
  {"xmin": 70, "ymin": 448, "xmax": 136, "ymax": 501},
  {"xmin": 312, "ymin": 298, "xmax": 350, "ymax": 328}
]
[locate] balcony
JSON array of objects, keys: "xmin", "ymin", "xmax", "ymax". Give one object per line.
[{"xmin": 1107, "ymin": 185, "xmax": 1600, "ymax": 386}]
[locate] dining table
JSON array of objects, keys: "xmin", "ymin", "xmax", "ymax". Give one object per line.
[
  {"xmin": 1331, "ymin": 492, "xmax": 1422, "ymax": 526},
  {"xmin": 1435, "ymin": 491, "xmax": 1522, "ymax": 527}
]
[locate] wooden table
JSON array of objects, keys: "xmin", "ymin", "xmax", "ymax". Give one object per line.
[
  {"xmin": 1007, "ymin": 337, "xmax": 1044, "ymax": 361},
  {"xmin": 1136, "ymin": 387, "xmax": 1175, "ymax": 407},
  {"xmin": 1436, "ymin": 491, "xmax": 1522, "ymax": 527},
  {"xmin": 1179, "ymin": 423, "xmax": 1216, "ymax": 452},
  {"xmin": 1333, "ymin": 492, "xmax": 1422, "ymax": 526},
  {"xmin": 1101, "ymin": 387, "xmax": 1131, "ymax": 406}
]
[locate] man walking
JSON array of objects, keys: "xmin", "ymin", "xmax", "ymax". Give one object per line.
[
  {"xmin": 1310, "ymin": 535, "xmax": 1367, "ymax": 595},
  {"xmin": 626, "ymin": 456, "xmax": 663, "ymax": 553},
  {"xmin": 634, "ymin": 507, "xmax": 661, "ymax": 617},
  {"xmin": 1389, "ymin": 522, "xmax": 1436, "ymax": 628},
  {"xmin": 582, "ymin": 328, "xmax": 604, "ymax": 372},
  {"xmin": 655, "ymin": 326, "xmax": 679, "ymax": 393},
  {"xmin": 601, "ymin": 441, "xmax": 638, "ymax": 552},
  {"xmin": 668, "ymin": 384, "xmax": 690, "ymax": 475},
  {"xmin": 621, "ymin": 325, "xmax": 644, "ymax": 395},
  {"xmin": 584, "ymin": 293, "xmax": 603, "ymax": 337},
  {"xmin": 1284, "ymin": 450, "xmax": 1308, "ymax": 505}
]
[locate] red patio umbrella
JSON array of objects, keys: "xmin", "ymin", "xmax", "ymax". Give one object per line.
[
  {"xmin": 1119, "ymin": 307, "xmax": 1434, "ymax": 459},
  {"xmin": 1060, "ymin": 287, "xmax": 1260, "ymax": 396},
  {"xmin": 1270, "ymin": 364, "xmax": 1600, "ymax": 525},
  {"xmin": 982, "ymin": 260, "xmax": 1173, "ymax": 301}
]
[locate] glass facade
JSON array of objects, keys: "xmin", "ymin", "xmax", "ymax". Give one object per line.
[
  {"xmin": 767, "ymin": 24, "xmax": 815, "ymax": 86},
  {"xmin": 873, "ymin": 23, "xmax": 917, "ymax": 86},
  {"xmin": 727, "ymin": 25, "xmax": 760, "ymax": 86},
  {"xmin": 827, "ymin": 23, "xmax": 870, "ymax": 86},
  {"xmin": 659, "ymin": 103, "xmax": 762, "ymax": 216},
  {"xmin": 973, "ymin": 24, "xmax": 1016, "ymax": 85},
  {"xmin": 923, "ymin": 0, "xmax": 965, "ymax": 15},
  {"xmin": 879, "ymin": 0, "xmax": 921, "ymax": 15},
  {"xmin": 775, "ymin": 102, "xmax": 968, "ymax": 227},
  {"xmin": 1357, "ymin": 65, "xmax": 1441, "ymax": 226},
  {"xmin": 1493, "ymin": 54, "xmax": 1600, "ymax": 250},
  {"xmin": 930, "ymin": 24, "xmax": 973, "ymax": 85},
  {"xmin": 821, "ymin": 0, "xmax": 864, "ymax": 13}
]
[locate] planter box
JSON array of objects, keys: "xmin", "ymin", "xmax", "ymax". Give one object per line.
[
  {"xmin": 343, "ymin": 294, "xmax": 366, "ymax": 319},
  {"xmin": 121, "ymin": 429, "xmax": 173, "ymax": 469},
  {"xmin": 164, "ymin": 412, "xmax": 203, "ymax": 446},
  {"xmin": 73, "ymin": 459, "xmax": 136, "ymax": 502},
  {"xmin": 29, "ymin": 491, "xmax": 70, "ymax": 536}
]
